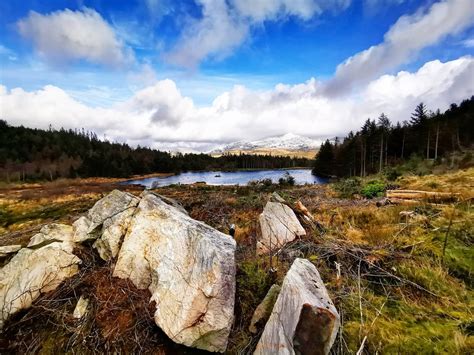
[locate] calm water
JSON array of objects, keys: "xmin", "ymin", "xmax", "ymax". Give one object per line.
[{"xmin": 122, "ymin": 168, "xmax": 326, "ymax": 188}]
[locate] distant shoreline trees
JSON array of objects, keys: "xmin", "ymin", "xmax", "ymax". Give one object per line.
[
  {"xmin": 313, "ymin": 97, "xmax": 473, "ymax": 177},
  {"xmin": 0, "ymin": 121, "xmax": 312, "ymax": 182}
]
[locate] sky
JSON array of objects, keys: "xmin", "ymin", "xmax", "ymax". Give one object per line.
[{"xmin": 0, "ymin": 0, "xmax": 473, "ymax": 152}]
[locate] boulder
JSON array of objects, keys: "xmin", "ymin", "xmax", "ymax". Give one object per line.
[
  {"xmin": 72, "ymin": 190, "xmax": 140, "ymax": 260},
  {"xmin": 28, "ymin": 223, "xmax": 74, "ymax": 247},
  {"xmin": 257, "ymin": 201, "xmax": 306, "ymax": 255},
  {"xmin": 0, "ymin": 242, "xmax": 81, "ymax": 329},
  {"xmin": 249, "ymin": 284, "xmax": 281, "ymax": 334},
  {"xmin": 113, "ymin": 191, "xmax": 236, "ymax": 352},
  {"xmin": 0, "ymin": 245, "xmax": 22, "ymax": 258},
  {"xmin": 254, "ymin": 258, "xmax": 339, "ymax": 355}
]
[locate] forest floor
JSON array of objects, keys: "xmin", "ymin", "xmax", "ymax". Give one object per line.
[{"xmin": 0, "ymin": 167, "xmax": 473, "ymax": 354}]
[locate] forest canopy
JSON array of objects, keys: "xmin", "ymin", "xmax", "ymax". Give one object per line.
[
  {"xmin": 0, "ymin": 121, "xmax": 311, "ymax": 182},
  {"xmin": 312, "ymin": 97, "xmax": 474, "ymax": 178}
]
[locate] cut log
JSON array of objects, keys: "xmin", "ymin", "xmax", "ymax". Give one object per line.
[
  {"xmin": 294, "ymin": 200, "xmax": 325, "ymax": 233},
  {"xmin": 386, "ymin": 190, "xmax": 460, "ymax": 203}
]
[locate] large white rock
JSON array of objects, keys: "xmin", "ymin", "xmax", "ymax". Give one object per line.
[
  {"xmin": 114, "ymin": 191, "xmax": 236, "ymax": 352},
  {"xmin": 257, "ymin": 201, "xmax": 306, "ymax": 255},
  {"xmin": 28, "ymin": 223, "xmax": 74, "ymax": 247},
  {"xmin": 72, "ymin": 190, "xmax": 140, "ymax": 260},
  {"xmin": 254, "ymin": 258, "xmax": 340, "ymax": 355},
  {"xmin": 0, "ymin": 242, "xmax": 81, "ymax": 329}
]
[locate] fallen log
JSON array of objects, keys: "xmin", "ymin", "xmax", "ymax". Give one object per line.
[{"xmin": 386, "ymin": 189, "xmax": 460, "ymax": 203}]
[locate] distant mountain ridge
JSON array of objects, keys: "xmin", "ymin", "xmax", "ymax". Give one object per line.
[{"xmin": 210, "ymin": 134, "xmax": 320, "ymax": 156}]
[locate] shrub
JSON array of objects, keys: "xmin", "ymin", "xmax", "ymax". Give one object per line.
[
  {"xmin": 361, "ymin": 180, "xmax": 386, "ymax": 198},
  {"xmin": 278, "ymin": 172, "xmax": 295, "ymax": 186},
  {"xmin": 383, "ymin": 167, "xmax": 402, "ymax": 181},
  {"xmin": 334, "ymin": 178, "xmax": 361, "ymax": 198},
  {"xmin": 247, "ymin": 178, "xmax": 274, "ymax": 191}
]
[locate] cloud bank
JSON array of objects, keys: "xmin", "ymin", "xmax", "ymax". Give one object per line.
[
  {"xmin": 325, "ymin": 0, "xmax": 474, "ymax": 95},
  {"xmin": 17, "ymin": 8, "xmax": 132, "ymax": 67},
  {"xmin": 2, "ymin": 56, "xmax": 473, "ymax": 152}
]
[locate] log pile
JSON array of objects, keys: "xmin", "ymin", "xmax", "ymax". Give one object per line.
[{"xmin": 386, "ymin": 189, "xmax": 460, "ymax": 205}]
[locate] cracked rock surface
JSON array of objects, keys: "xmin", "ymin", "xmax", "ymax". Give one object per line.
[
  {"xmin": 113, "ymin": 191, "xmax": 236, "ymax": 352},
  {"xmin": 257, "ymin": 201, "xmax": 306, "ymax": 255},
  {"xmin": 254, "ymin": 258, "xmax": 340, "ymax": 355},
  {"xmin": 0, "ymin": 241, "xmax": 81, "ymax": 329},
  {"xmin": 28, "ymin": 223, "xmax": 74, "ymax": 247},
  {"xmin": 72, "ymin": 189, "xmax": 140, "ymax": 260}
]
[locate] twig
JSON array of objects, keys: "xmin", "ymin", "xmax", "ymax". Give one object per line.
[{"xmin": 356, "ymin": 335, "xmax": 367, "ymax": 355}]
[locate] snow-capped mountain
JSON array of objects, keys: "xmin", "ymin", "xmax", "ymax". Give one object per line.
[{"xmin": 210, "ymin": 133, "xmax": 320, "ymax": 155}]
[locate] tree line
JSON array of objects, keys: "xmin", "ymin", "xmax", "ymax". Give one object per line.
[
  {"xmin": 0, "ymin": 120, "xmax": 311, "ymax": 182},
  {"xmin": 313, "ymin": 97, "xmax": 474, "ymax": 177}
]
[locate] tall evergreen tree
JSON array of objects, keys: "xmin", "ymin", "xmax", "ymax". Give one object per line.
[{"xmin": 312, "ymin": 140, "xmax": 334, "ymax": 177}]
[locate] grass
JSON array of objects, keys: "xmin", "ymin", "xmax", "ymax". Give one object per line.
[{"xmin": 0, "ymin": 167, "xmax": 473, "ymax": 353}]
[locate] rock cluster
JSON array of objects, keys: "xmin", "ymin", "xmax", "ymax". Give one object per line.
[
  {"xmin": 0, "ymin": 190, "xmax": 237, "ymax": 352},
  {"xmin": 1, "ymin": 189, "xmax": 339, "ymax": 354}
]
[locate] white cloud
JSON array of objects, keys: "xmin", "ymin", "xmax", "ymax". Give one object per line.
[
  {"xmin": 17, "ymin": 8, "xmax": 133, "ymax": 67},
  {"xmin": 165, "ymin": 0, "xmax": 249, "ymax": 68},
  {"xmin": 325, "ymin": 0, "xmax": 474, "ymax": 95},
  {"xmin": 1, "ymin": 57, "xmax": 473, "ymax": 152},
  {"xmin": 165, "ymin": 0, "xmax": 351, "ymax": 68},
  {"xmin": 461, "ymin": 38, "xmax": 474, "ymax": 48}
]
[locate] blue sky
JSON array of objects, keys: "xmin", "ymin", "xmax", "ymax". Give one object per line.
[{"xmin": 0, "ymin": 0, "xmax": 473, "ymax": 151}]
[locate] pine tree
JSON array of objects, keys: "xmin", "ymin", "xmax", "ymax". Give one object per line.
[{"xmin": 313, "ymin": 140, "xmax": 334, "ymax": 177}]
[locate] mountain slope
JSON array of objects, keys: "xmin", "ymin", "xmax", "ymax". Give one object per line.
[{"xmin": 210, "ymin": 134, "xmax": 319, "ymax": 158}]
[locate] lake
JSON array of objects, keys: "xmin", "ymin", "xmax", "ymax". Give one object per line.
[{"xmin": 122, "ymin": 168, "xmax": 326, "ymax": 188}]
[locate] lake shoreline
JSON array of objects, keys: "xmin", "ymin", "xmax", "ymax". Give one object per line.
[{"xmin": 122, "ymin": 168, "xmax": 325, "ymax": 188}]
